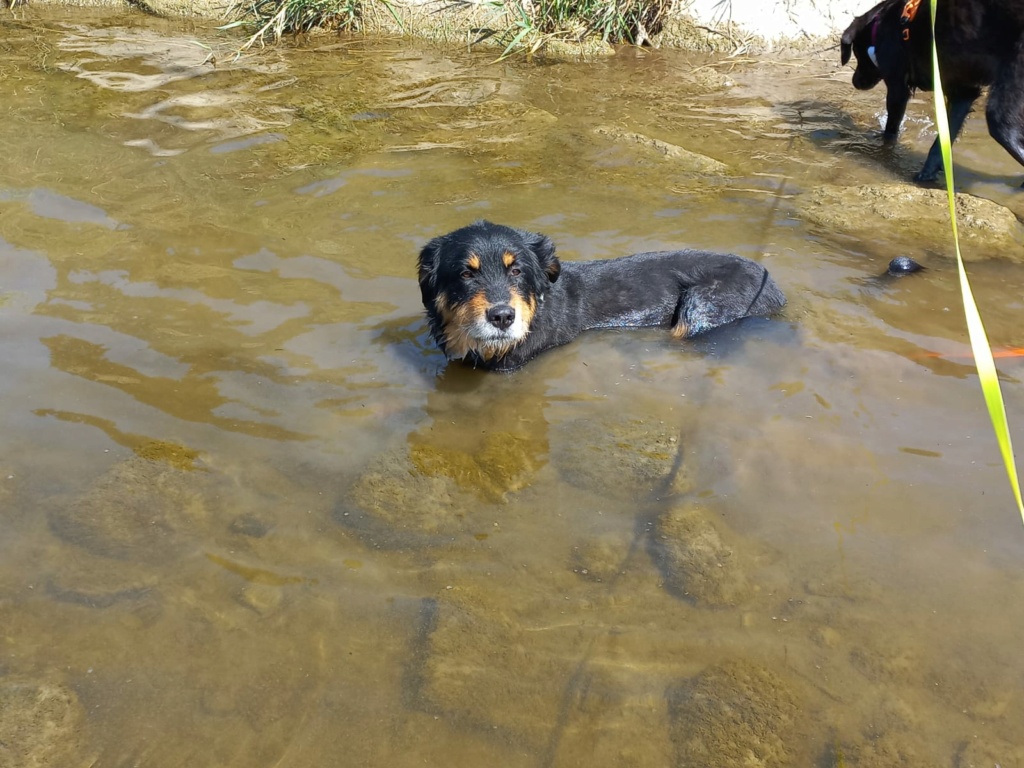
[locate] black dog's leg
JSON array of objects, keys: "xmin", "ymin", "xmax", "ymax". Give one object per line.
[
  {"xmin": 984, "ymin": 60, "xmax": 1024, "ymax": 187},
  {"xmin": 882, "ymin": 79, "xmax": 911, "ymax": 143},
  {"xmin": 915, "ymin": 92, "xmax": 979, "ymax": 183}
]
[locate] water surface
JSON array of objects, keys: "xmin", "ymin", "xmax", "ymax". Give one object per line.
[{"xmin": 2, "ymin": 9, "xmax": 1024, "ymax": 767}]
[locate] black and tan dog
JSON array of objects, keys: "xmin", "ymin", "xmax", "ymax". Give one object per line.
[
  {"xmin": 417, "ymin": 220, "xmax": 786, "ymax": 372},
  {"xmin": 841, "ymin": 0, "xmax": 1024, "ymax": 183}
]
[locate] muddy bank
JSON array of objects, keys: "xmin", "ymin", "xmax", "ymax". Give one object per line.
[
  {"xmin": 13, "ymin": 0, "xmax": 870, "ymax": 54},
  {"xmin": 799, "ymin": 184, "xmax": 1024, "ymax": 262},
  {"xmin": 358, "ymin": 0, "xmax": 869, "ymax": 55},
  {"xmin": 658, "ymin": 0, "xmax": 867, "ymax": 54}
]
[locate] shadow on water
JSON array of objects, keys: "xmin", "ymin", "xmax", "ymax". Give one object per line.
[
  {"xmin": 777, "ymin": 97, "xmax": 1024, "ymax": 188},
  {"xmin": 775, "ymin": 98, "xmax": 933, "ymax": 180}
]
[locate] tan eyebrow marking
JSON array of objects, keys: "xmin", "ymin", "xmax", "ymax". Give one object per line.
[
  {"xmin": 466, "ymin": 253, "xmax": 481, "ymax": 270},
  {"xmin": 502, "ymin": 252, "xmax": 515, "ymax": 268}
]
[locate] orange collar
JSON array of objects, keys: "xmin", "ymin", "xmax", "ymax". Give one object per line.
[{"xmin": 901, "ymin": 0, "xmax": 922, "ymax": 40}]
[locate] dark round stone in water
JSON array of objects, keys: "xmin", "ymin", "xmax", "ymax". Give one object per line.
[{"xmin": 887, "ymin": 256, "xmax": 923, "ymax": 275}]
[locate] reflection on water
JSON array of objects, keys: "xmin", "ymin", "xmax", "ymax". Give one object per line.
[{"xmin": 2, "ymin": 7, "xmax": 1024, "ymax": 767}]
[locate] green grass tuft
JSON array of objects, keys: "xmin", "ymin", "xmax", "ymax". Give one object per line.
[
  {"xmin": 468, "ymin": 0, "xmax": 673, "ymax": 57},
  {"xmin": 223, "ymin": 0, "xmax": 672, "ymax": 55},
  {"xmin": 532, "ymin": 0, "xmax": 671, "ymax": 44},
  {"xmin": 223, "ymin": 0, "xmax": 364, "ymax": 52}
]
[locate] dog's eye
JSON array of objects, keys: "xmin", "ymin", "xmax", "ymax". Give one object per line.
[
  {"xmin": 460, "ymin": 270, "xmax": 473, "ymax": 280},
  {"xmin": 509, "ymin": 266, "xmax": 521, "ymax": 276}
]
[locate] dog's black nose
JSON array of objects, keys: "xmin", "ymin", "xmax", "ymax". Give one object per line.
[{"xmin": 486, "ymin": 304, "xmax": 516, "ymax": 330}]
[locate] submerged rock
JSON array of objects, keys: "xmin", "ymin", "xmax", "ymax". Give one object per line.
[
  {"xmin": 409, "ymin": 594, "xmax": 674, "ymax": 758},
  {"xmin": 340, "ymin": 448, "xmax": 484, "ymax": 548},
  {"xmin": 957, "ymin": 737, "xmax": 1024, "ymax": 768},
  {"xmin": 835, "ymin": 731, "xmax": 939, "ymax": 768},
  {"xmin": 0, "ymin": 680, "xmax": 91, "ymax": 768},
  {"xmin": 798, "ymin": 184, "xmax": 1024, "ymax": 260},
  {"xmin": 650, "ymin": 504, "xmax": 751, "ymax": 606},
  {"xmin": 551, "ymin": 418, "xmax": 687, "ymax": 500},
  {"xmin": 849, "ymin": 641, "xmax": 920, "ymax": 685},
  {"xmin": 340, "ymin": 420, "xmax": 542, "ymax": 547},
  {"xmin": 408, "ymin": 429, "xmax": 543, "ymax": 503},
  {"xmin": 593, "ymin": 126, "xmax": 730, "ymax": 175},
  {"xmin": 392, "ymin": 100, "xmax": 559, "ymax": 155},
  {"xmin": 47, "ymin": 446, "xmax": 208, "ymax": 562},
  {"xmin": 408, "ymin": 598, "xmax": 580, "ymax": 749},
  {"xmin": 667, "ymin": 660, "xmax": 799, "ymax": 768},
  {"xmin": 830, "ymin": 695, "xmax": 943, "ymax": 767},
  {"xmin": 570, "ymin": 534, "xmax": 633, "ymax": 583},
  {"xmin": 45, "ymin": 577, "xmax": 156, "ymax": 611}
]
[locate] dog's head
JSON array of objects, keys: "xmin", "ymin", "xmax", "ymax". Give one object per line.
[
  {"xmin": 841, "ymin": 5, "xmax": 886, "ymax": 90},
  {"xmin": 417, "ymin": 220, "xmax": 561, "ymax": 362}
]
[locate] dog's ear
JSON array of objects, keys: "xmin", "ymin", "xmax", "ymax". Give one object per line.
[
  {"xmin": 417, "ymin": 236, "xmax": 443, "ymax": 301},
  {"xmin": 518, "ymin": 228, "xmax": 560, "ymax": 283},
  {"xmin": 840, "ymin": 14, "xmax": 870, "ymax": 65}
]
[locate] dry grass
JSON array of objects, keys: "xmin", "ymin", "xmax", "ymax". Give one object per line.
[{"xmin": 222, "ymin": 0, "xmax": 674, "ymax": 55}]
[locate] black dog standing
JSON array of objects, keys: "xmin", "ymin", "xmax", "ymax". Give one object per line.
[
  {"xmin": 841, "ymin": 0, "xmax": 1024, "ymax": 184},
  {"xmin": 417, "ymin": 221, "xmax": 786, "ymax": 372}
]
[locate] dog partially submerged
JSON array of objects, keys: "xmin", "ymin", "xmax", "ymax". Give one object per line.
[
  {"xmin": 840, "ymin": 0, "xmax": 1024, "ymax": 183},
  {"xmin": 417, "ymin": 221, "xmax": 786, "ymax": 372}
]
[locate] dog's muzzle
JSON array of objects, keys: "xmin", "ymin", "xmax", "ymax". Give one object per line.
[{"xmin": 852, "ymin": 65, "xmax": 883, "ymax": 90}]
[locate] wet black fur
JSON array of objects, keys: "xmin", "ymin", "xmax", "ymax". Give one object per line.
[
  {"xmin": 417, "ymin": 220, "xmax": 787, "ymax": 373},
  {"xmin": 841, "ymin": 0, "xmax": 1024, "ymax": 184}
]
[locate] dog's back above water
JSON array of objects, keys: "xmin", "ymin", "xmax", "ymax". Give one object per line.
[{"xmin": 417, "ymin": 220, "xmax": 786, "ymax": 372}]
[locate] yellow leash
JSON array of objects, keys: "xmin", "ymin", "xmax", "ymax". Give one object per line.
[{"xmin": 928, "ymin": 0, "xmax": 1024, "ymax": 522}]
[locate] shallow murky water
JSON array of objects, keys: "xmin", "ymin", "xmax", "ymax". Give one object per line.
[{"xmin": 2, "ymin": 8, "xmax": 1024, "ymax": 767}]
